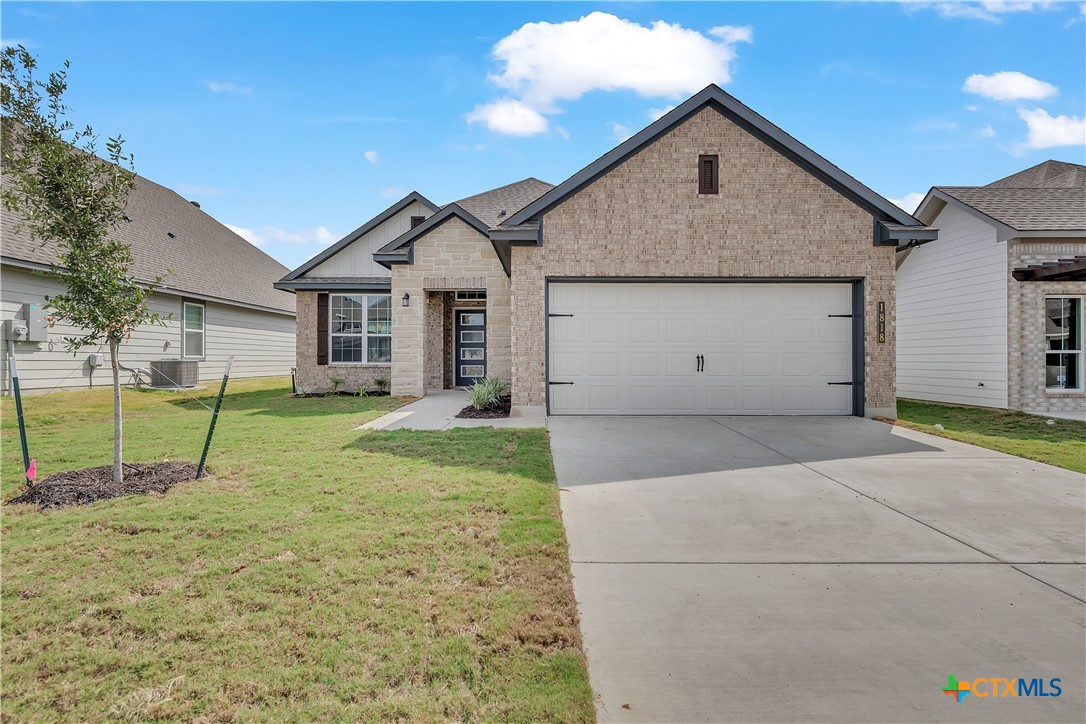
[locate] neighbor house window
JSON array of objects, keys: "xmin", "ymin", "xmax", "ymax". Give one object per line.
[
  {"xmin": 330, "ymin": 294, "xmax": 391, "ymax": 364},
  {"xmin": 1045, "ymin": 297, "xmax": 1083, "ymax": 390},
  {"xmin": 182, "ymin": 301, "xmax": 205, "ymax": 358}
]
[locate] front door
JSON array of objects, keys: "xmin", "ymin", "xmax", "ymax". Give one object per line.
[{"xmin": 455, "ymin": 310, "xmax": 487, "ymax": 386}]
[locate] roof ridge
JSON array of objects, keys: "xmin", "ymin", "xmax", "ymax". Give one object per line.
[{"xmin": 453, "ymin": 176, "xmax": 554, "ymax": 204}]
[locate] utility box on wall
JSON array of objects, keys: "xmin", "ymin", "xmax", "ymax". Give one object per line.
[{"xmin": 20, "ymin": 303, "xmax": 49, "ymax": 342}]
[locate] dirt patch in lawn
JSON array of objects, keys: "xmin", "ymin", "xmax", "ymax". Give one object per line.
[
  {"xmin": 7, "ymin": 462, "xmax": 200, "ymax": 509},
  {"xmin": 456, "ymin": 396, "xmax": 511, "ymax": 419}
]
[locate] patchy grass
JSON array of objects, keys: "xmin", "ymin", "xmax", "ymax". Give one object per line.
[
  {"xmin": 896, "ymin": 399, "xmax": 1086, "ymax": 474},
  {"xmin": 1, "ymin": 377, "xmax": 593, "ymax": 721}
]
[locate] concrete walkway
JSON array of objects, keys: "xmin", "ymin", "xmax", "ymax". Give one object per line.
[
  {"xmin": 550, "ymin": 415, "xmax": 1085, "ymax": 723},
  {"xmin": 357, "ymin": 389, "xmax": 545, "ymax": 430}
]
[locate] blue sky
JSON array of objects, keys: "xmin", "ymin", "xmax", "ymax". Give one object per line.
[{"xmin": 4, "ymin": 1, "xmax": 1085, "ymax": 269}]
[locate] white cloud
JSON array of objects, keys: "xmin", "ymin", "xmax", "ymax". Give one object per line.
[
  {"xmin": 470, "ymin": 12, "xmax": 752, "ymax": 135},
  {"xmin": 977, "ymin": 124, "xmax": 997, "ymax": 138},
  {"xmin": 1015, "ymin": 108, "xmax": 1086, "ymax": 152},
  {"xmin": 889, "ymin": 192, "xmax": 927, "ymax": 214},
  {"xmin": 262, "ymin": 225, "xmax": 339, "ymax": 246},
  {"xmin": 554, "ymin": 125, "xmax": 570, "ymax": 140},
  {"xmin": 363, "ymin": 150, "xmax": 379, "ymax": 164},
  {"xmin": 908, "ymin": 2, "xmax": 1057, "ymax": 23},
  {"xmin": 225, "ymin": 224, "xmax": 264, "ymax": 248},
  {"xmin": 466, "ymin": 99, "xmax": 549, "ymax": 136},
  {"xmin": 610, "ymin": 122, "xmax": 632, "ymax": 142},
  {"xmin": 964, "ymin": 104, "xmax": 982, "ymax": 112},
  {"xmin": 963, "ymin": 71, "xmax": 1057, "ymax": 101},
  {"xmin": 207, "ymin": 81, "xmax": 252, "ymax": 95},
  {"xmin": 647, "ymin": 105, "xmax": 675, "ymax": 121}
]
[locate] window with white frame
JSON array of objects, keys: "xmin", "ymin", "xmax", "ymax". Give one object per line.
[
  {"xmin": 182, "ymin": 301, "xmax": 205, "ymax": 358},
  {"xmin": 330, "ymin": 294, "xmax": 391, "ymax": 364},
  {"xmin": 1045, "ymin": 297, "xmax": 1083, "ymax": 391}
]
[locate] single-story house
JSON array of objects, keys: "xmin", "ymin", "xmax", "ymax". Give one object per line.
[
  {"xmin": 898, "ymin": 160, "xmax": 1086, "ymax": 420},
  {"xmin": 2, "ymin": 170, "xmax": 297, "ymax": 393},
  {"xmin": 277, "ymin": 84, "xmax": 935, "ymax": 417}
]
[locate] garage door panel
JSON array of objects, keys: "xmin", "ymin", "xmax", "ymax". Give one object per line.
[{"xmin": 548, "ymin": 282, "xmax": 854, "ymax": 415}]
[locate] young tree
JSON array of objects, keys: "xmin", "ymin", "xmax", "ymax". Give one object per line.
[{"xmin": 2, "ymin": 46, "xmax": 165, "ymax": 484}]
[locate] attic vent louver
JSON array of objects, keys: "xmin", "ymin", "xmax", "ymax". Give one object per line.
[
  {"xmin": 698, "ymin": 155, "xmax": 719, "ymax": 195},
  {"xmin": 190, "ymin": 201, "xmax": 201, "ymax": 208},
  {"xmin": 497, "ymin": 209, "xmax": 507, "ymax": 218}
]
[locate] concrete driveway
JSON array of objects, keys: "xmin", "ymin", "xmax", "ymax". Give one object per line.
[{"xmin": 549, "ymin": 416, "xmax": 1085, "ymax": 723}]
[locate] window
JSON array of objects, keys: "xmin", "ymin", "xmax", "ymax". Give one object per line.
[
  {"xmin": 410, "ymin": 215, "xmax": 426, "ymax": 229},
  {"xmin": 330, "ymin": 294, "xmax": 392, "ymax": 364},
  {"xmin": 698, "ymin": 154, "xmax": 719, "ymax": 194},
  {"xmin": 182, "ymin": 301, "xmax": 205, "ymax": 358},
  {"xmin": 1046, "ymin": 297, "xmax": 1083, "ymax": 390},
  {"xmin": 460, "ymin": 312, "xmax": 484, "ymax": 326},
  {"xmin": 455, "ymin": 290, "xmax": 487, "ymax": 301}
]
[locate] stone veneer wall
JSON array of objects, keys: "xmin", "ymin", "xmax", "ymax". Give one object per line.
[
  {"xmin": 294, "ymin": 291, "xmax": 391, "ymax": 394},
  {"xmin": 510, "ymin": 106, "xmax": 898, "ymax": 416},
  {"xmin": 1008, "ymin": 239, "xmax": 1086, "ymax": 418},
  {"xmin": 391, "ymin": 216, "xmax": 511, "ymax": 397}
]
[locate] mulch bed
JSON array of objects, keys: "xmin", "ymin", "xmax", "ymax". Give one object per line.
[
  {"xmin": 292, "ymin": 391, "xmax": 391, "ymax": 398},
  {"xmin": 456, "ymin": 395, "xmax": 512, "ymax": 419},
  {"xmin": 7, "ymin": 461, "xmax": 200, "ymax": 509}
]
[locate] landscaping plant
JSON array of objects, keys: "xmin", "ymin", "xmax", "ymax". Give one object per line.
[
  {"xmin": 1, "ymin": 46, "xmax": 164, "ymax": 485},
  {"xmin": 468, "ymin": 377, "xmax": 507, "ymax": 410},
  {"xmin": 373, "ymin": 376, "xmax": 389, "ymax": 394}
]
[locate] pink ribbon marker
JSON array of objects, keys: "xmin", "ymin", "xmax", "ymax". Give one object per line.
[{"xmin": 26, "ymin": 458, "xmax": 36, "ymax": 482}]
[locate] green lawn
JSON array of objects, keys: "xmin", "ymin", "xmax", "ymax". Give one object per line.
[
  {"xmin": 1, "ymin": 378, "xmax": 594, "ymax": 721},
  {"xmin": 896, "ymin": 399, "xmax": 1086, "ymax": 474}
]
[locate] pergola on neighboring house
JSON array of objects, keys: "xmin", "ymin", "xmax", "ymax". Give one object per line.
[
  {"xmin": 1, "ymin": 170, "xmax": 297, "ymax": 393},
  {"xmin": 278, "ymin": 84, "xmax": 936, "ymax": 418},
  {"xmin": 898, "ymin": 160, "xmax": 1086, "ymax": 420}
]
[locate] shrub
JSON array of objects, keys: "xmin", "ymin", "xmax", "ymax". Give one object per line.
[
  {"xmin": 467, "ymin": 377, "xmax": 507, "ymax": 410},
  {"xmin": 326, "ymin": 376, "xmax": 346, "ymax": 397},
  {"xmin": 373, "ymin": 376, "xmax": 389, "ymax": 393},
  {"xmin": 357, "ymin": 385, "xmax": 368, "ymax": 397}
]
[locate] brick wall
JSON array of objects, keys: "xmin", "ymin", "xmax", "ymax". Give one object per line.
[
  {"xmin": 294, "ymin": 291, "xmax": 391, "ymax": 394},
  {"xmin": 1008, "ymin": 239, "xmax": 1086, "ymax": 418},
  {"xmin": 510, "ymin": 106, "xmax": 897, "ymax": 415},
  {"xmin": 390, "ymin": 216, "xmax": 511, "ymax": 396}
]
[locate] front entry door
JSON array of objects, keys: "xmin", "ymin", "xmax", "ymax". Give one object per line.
[{"xmin": 455, "ymin": 310, "xmax": 487, "ymax": 386}]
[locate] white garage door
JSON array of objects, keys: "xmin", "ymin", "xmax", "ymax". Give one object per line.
[{"xmin": 548, "ymin": 282, "xmax": 855, "ymax": 415}]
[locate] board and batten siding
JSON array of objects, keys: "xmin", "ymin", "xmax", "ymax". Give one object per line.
[
  {"xmin": 1, "ymin": 266, "xmax": 295, "ymax": 393},
  {"xmin": 306, "ymin": 200, "xmax": 431, "ymax": 278},
  {"xmin": 896, "ymin": 204, "xmax": 1008, "ymax": 407}
]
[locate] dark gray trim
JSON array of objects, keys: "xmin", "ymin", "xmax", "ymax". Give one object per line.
[
  {"xmin": 875, "ymin": 219, "xmax": 939, "ymax": 246},
  {"xmin": 373, "ymin": 203, "xmax": 513, "ymax": 276},
  {"xmin": 851, "ymin": 280, "xmax": 865, "ymax": 418},
  {"xmin": 488, "ymin": 226, "xmax": 539, "ymax": 243},
  {"xmin": 505, "ymin": 84, "xmax": 921, "ymax": 228},
  {"xmin": 274, "ymin": 280, "xmax": 392, "ymax": 292},
  {"xmin": 279, "ymin": 191, "xmax": 438, "ymax": 282},
  {"xmin": 544, "ymin": 276, "xmax": 867, "ymax": 417}
]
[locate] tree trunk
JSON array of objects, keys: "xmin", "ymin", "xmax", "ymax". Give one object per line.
[{"xmin": 109, "ymin": 338, "xmax": 123, "ymax": 484}]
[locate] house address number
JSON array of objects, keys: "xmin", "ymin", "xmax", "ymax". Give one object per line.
[{"xmin": 877, "ymin": 301, "xmax": 886, "ymax": 344}]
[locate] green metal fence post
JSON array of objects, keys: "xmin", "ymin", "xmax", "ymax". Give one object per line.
[
  {"xmin": 196, "ymin": 357, "xmax": 232, "ymax": 480},
  {"xmin": 8, "ymin": 354, "xmax": 32, "ymax": 487}
]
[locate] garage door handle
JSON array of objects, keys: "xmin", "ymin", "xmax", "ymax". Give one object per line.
[
  {"xmin": 548, "ymin": 381, "xmax": 575, "ymax": 385},
  {"xmin": 696, "ymin": 354, "xmax": 703, "ymax": 372},
  {"xmin": 827, "ymin": 314, "xmax": 853, "ymax": 318},
  {"xmin": 827, "ymin": 381, "xmax": 853, "ymax": 386},
  {"xmin": 548, "ymin": 313, "xmax": 574, "ymax": 318}
]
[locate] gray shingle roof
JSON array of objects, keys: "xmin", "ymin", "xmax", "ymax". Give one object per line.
[
  {"xmin": 985, "ymin": 160, "xmax": 1085, "ymax": 188},
  {"xmin": 2, "ymin": 172, "xmax": 295, "ymax": 314},
  {"xmin": 936, "ymin": 185, "xmax": 1086, "ymax": 232},
  {"xmin": 452, "ymin": 178, "xmax": 553, "ymax": 229}
]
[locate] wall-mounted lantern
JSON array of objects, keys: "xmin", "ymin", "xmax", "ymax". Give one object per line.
[{"xmin": 401, "ymin": 292, "xmax": 411, "ymax": 307}]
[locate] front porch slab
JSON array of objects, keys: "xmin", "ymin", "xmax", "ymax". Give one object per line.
[{"xmin": 357, "ymin": 390, "xmax": 545, "ymax": 430}]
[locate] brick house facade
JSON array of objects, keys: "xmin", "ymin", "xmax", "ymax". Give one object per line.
[{"xmin": 277, "ymin": 85, "xmax": 934, "ymax": 417}]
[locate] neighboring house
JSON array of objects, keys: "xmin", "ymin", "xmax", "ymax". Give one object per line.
[
  {"xmin": 277, "ymin": 84, "xmax": 934, "ymax": 417},
  {"xmin": 2, "ymin": 171, "xmax": 297, "ymax": 393},
  {"xmin": 899, "ymin": 160, "xmax": 1086, "ymax": 420}
]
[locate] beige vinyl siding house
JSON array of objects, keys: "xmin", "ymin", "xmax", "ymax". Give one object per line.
[
  {"xmin": 2, "ymin": 169, "xmax": 296, "ymax": 393},
  {"xmin": 900, "ymin": 160, "xmax": 1086, "ymax": 420},
  {"xmin": 279, "ymin": 85, "xmax": 936, "ymax": 417}
]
